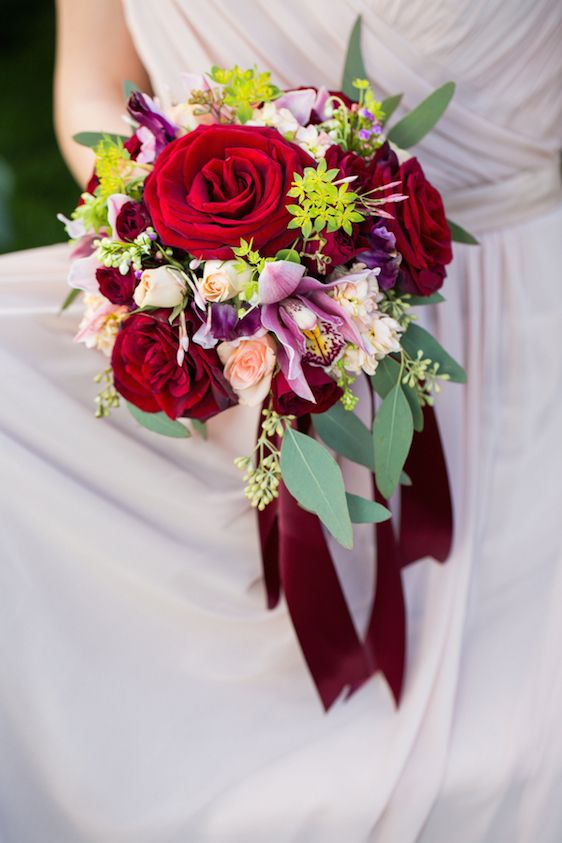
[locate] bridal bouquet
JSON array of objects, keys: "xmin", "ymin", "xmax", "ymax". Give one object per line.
[{"xmin": 60, "ymin": 20, "xmax": 473, "ymax": 708}]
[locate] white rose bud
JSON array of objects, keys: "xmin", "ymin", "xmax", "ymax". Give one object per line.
[
  {"xmin": 199, "ymin": 260, "xmax": 253, "ymax": 303},
  {"xmin": 133, "ymin": 266, "xmax": 186, "ymax": 309}
]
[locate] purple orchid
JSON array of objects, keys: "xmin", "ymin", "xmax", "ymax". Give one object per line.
[
  {"xmin": 358, "ymin": 225, "xmax": 402, "ymax": 290},
  {"xmin": 192, "ymin": 303, "xmax": 262, "ymax": 348},
  {"xmin": 127, "ymin": 92, "xmax": 177, "ymax": 159},
  {"xmin": 258, "ymin": 261, "xmax": 364, "ymax": 401},
  {"xmin": 274, "ymin": 86, "xmax": 332, "ymax": 126}
]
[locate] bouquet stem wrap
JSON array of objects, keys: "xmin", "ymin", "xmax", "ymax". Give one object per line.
[{"xmin": 257, "ymin": 405, "xmax": 453, "ymax": 711}]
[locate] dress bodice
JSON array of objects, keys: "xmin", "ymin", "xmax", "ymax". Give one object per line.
[{"xmin": 122, "ymin": 0, "xmax": 562, "ymax": 231}]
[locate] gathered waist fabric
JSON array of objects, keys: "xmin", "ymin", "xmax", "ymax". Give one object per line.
[{"xmin": 441, "ymin": 156, "xmax": 562, "ymax": 234}]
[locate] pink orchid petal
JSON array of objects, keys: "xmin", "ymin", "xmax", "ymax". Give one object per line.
[
  {"xmin": 106, "ymin": 193, "xmax": 130, "ymax": 239},
  {"xmin": 258, "ymin": 260, "xmax": 306, "ymax": 305},
  {"xmin": 261, "ymin": 303, "xmax": 314, "ymax": 402},
  {"xmin": 313, "ymin": 87, "xmax": 331, "ymax": 121},
  {"xmin": 57, "ymin": 213, "xmax": 85, "ymax": 239},
  {"xmin": 192, "ymin": 321, "xmax": 218, "ymax": 349},
  {"xmin": 69, "ymin": 231, "xmax": 99, "ymax": 260},
  {"xmin": 74, "ymin": 300, "xmax": 117, "ymax": 343},
  {"xmin": 68, "ymin": 253, "xmax": 101, "ymax": 294},
  {"xmin": 136, "ymin": 126, "xmax": 157, "ymax": 164},
  {"xmin": 275, "ymin": 89, "xmax": 317, "ymax": 126}
]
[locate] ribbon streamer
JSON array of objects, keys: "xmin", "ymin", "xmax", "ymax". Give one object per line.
[{"xmin": 257, "ymin": 404, "xmax": 453, "ymax": 711}]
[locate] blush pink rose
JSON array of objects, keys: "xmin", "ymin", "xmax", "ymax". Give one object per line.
[{"xmin": 217, "ymin": 334, "xmax": 276, "ymax": 406}]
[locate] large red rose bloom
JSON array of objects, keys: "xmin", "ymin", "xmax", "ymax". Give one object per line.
[
  {"xmin": 143, "ymin": 124, "xmax": 314, "ymax": 259},
  {"xmin": 367, "ymin": 144, "xmax": 452, "ymax": 295},
  {"xmin": 112, "ymin": 310, "xmax": 236, "ymax": 420},
  {"xmin": 389, "ymin": 157, "xmax": 452, "ymax": 295}
]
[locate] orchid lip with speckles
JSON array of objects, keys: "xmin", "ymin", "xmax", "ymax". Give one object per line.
[{"xmin": 258, "ymin": 260, "xmax": 365, "ymax": 402}]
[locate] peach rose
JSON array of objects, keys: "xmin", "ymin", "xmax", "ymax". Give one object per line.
[
  {"xmin": 198, "ymin": 260, "xmax": 253, "ymax": 303},
  {"xmin": 217, "ymin": 334, "xmax": 276, "ymax": 406}
]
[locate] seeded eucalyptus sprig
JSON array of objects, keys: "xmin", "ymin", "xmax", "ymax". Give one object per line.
[
  {"xmin": 94, "ymin": 367, "xmax": 120, "ymax": 418},
  {"xmin": 400, "ymin": 349, "xmax": 450, "ymax": 407},
  {"xmin": 234, "ymin": 407, "xmax": 294, "ymax": 510}
]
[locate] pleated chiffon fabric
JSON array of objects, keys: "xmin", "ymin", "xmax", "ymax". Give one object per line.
[{"xmin": 0, "ymin": 1, "xmax": 561, "ymax": 840}]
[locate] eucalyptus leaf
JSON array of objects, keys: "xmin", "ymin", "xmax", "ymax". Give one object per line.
[
  {"xmin": 380, "ymin": 93, "xmax": 403, "ymax": 125},
  {"xmin": 313, "ymin": 401, "xmax": 374, "ymax": 471},
  {"xmin": 372, "ymin": 356, "xmax": 424, "ymax": 432},
  {"xmin": 400, "ymin": 470, "xmax": 412, "ymax": 486},
  {"xmin": 73, "ymin": 131, "xmax": 129, "ymax": 149},
  {"xmin": 341, "ymin": 16, "xmax": 367, "ymax": 100},
  {"xmin": 280, "ymin": 427, "xmax": 353, "ymax": 549},
  {"xmin": 407, "ymin": 292, "xmax": 445, "ymax": 306},
  {"xmin": 387, "ymin": 81, "xmax": 455, "ymax": 149},
  {"xmin": 447, "ymin": 218, "xmax": 479, "ymax": 245},
  {"xmin": 373, "ymin": 384, "xmax": 414, "ymax": 500},
  {"xmin": 346, "ymin": 493, "xmax": 391, "ymax": 524},
  {"xmin": 401, "ymin": 323, "xmax": 467, "ymax": 383},
  {"xmin": 191, "ymin": 419, "xmax": 208, "ymax": 440},
  {"xmin": 59, "ymin": 287, "xmax": 82, "ymax": 313},
  {"xmin": 123, "ymin": 80, "xmax": 140, "ymax": 100},
  {"xmin": 127, "ymin": 403, "xmax": 191, "ymax": 438}
]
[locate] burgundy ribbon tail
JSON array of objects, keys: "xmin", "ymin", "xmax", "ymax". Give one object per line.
[
  {"xmin": 258, "ymin": 477, "xmax": 370, "ymax": 711},
  {"xmin": 256, "ymin": 403, "xmax": 453, "ymax": 711},
  {"xmin": 399, "ymin": 406, "xmax": 454, "ymax": 566}
]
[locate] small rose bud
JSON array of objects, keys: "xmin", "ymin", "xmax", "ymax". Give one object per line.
[
  {"xmin": 133, "ymin": 266, "xmax": 185, "ymax": 309},
  {"xmin": 198, "ymin": 260, "xmax": 253, "ymax": 303}
]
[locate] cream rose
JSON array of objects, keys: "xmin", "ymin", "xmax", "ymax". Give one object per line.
[
  {"xmin": 168, "ymin": 102, "xmax": 216, "ymax": 136},
  {"xmin": 217, "ymin": 335, "xmax": 276, "ymax": 406},
  {"xmin": 198, "ymin": 260, "xmax": 253, "ymax": 303},
  {"xmin": 133, "ymin": 266, "xmax": 185, "ymax": 309}
]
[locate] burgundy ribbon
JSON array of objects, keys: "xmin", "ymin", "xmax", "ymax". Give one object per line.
[{"xmin": 257, "ymin": 404, "xmax": 453, "ymax": 711}]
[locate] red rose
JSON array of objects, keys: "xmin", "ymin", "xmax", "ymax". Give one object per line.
[
  {"xmin": 387, "ymin": 158, "xmax": 452, "ymax": 295},
  {"xmin": 77, "ymin": 171, "xmax": 100, "ymax": 206},
  {"xmin": 96, "ymin": 266, "xmax": 137, "ymax": 306},
  {"xmin": 112, "ymin": 310, "xmax": 236, "ymax": 420},
  {"xmin": 271, "ymin": 364, "xmax": 342, "ymax": 417},
  {"xmin": 124, "ymin": 133, "xmax": 142, "ymax": 160},
  {"xmin": 367, "ymin": 145, "xmax": 452, "ymax": 296},
  {"xmin": 325, "ymin": 144, "xmax": 373, "ymax": 191},
  {"xmin": 115, "ymin": 201, "xmax": 150, "ymax": 241},
  {"xmin": 143, "ymin": 124, "xmax": 314, "ymax": 259},
  {"xmin": 370, "ymin": 142, "xmax": 400, "ymax": 188}
]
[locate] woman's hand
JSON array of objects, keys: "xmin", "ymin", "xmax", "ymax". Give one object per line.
[{"xmin": 54, "ymin": 0, "xmax": 150, "ymax": 187}]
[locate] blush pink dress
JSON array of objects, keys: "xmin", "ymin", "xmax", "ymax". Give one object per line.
[{"xmin": 0, "ymin": 1, "xmax": 561, "ymax": 840}]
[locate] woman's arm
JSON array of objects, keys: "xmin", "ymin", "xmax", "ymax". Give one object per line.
[{"xmin": 54, "ymin": 0, "xmax": 150, "ymax": 187}]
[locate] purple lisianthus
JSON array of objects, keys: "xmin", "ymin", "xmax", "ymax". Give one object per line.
[
  {"xmin": 192, "ymin": 303, "xmax": 262, "ymax": 348},
  {"xmin": 258, "ymin": 261, "xmax": 364, "ymax": 402},
  {"xmin": 127, "ymin": 92, "xmax": 177, "ymax": 160},
  {"xmin": 358, "ymin": 225, "xmax": 402, "ymax": 290}
]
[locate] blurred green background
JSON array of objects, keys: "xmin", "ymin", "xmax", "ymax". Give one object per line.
[{"xmin": 0, "ymin": 0, "xmax": 78, "ymax": 254}]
